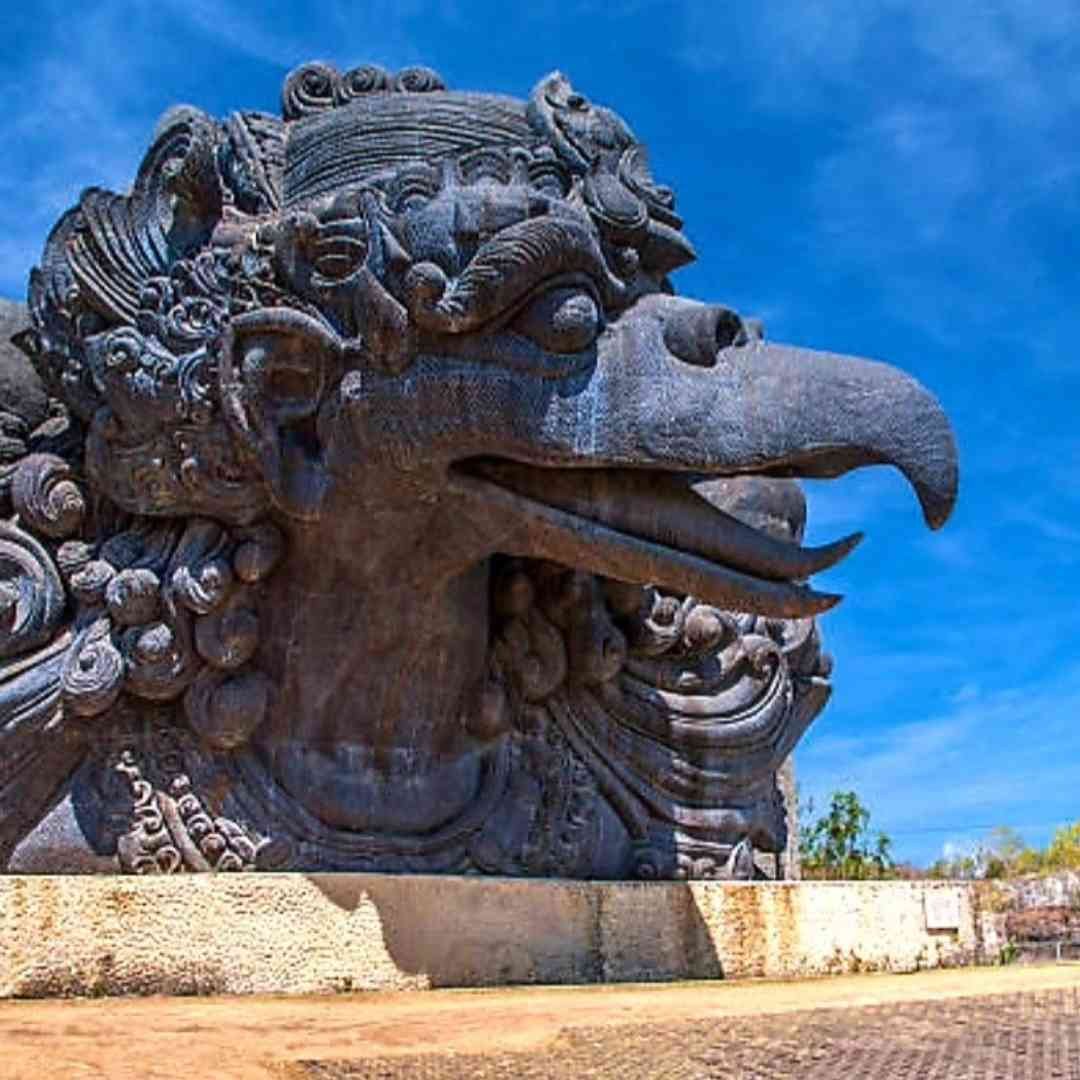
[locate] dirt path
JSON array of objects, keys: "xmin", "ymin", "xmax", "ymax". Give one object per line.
[{"xmin": 7, "ymin": 964, "xmax": 1080, "ymax": 1079}]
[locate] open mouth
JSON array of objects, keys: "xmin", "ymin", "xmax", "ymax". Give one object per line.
[{"xmin": 450, "ymin": 460, "xmax": 862, "ymax": 619}]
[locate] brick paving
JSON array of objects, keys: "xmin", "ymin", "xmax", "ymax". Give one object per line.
[
  {"xmin": 295, "ymin": 986, "xmax": 1080, "ymax": 1080},
  {"xmin": 4, "ymin": 965, "xmax": 1079, "ymax": 1078}
]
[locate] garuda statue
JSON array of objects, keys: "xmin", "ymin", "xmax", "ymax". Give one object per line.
[{"xmin": 0, "ymin": 63, "xmax": 957, "ymax": 879}]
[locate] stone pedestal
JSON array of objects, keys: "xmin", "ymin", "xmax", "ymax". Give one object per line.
[{"xmin": 0, "ymin": 874, "xmax": 989, "ymax": 998}]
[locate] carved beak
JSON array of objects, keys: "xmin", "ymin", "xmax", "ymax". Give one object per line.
[
  {"xmin": 486, "ymin": 304, "xmax": 954, "ymax": 614},
  {"xmin": 325, "ymin": 294, "xmax": 959, "ymax": 616}
]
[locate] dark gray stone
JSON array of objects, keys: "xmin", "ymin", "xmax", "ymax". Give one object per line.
[{"xmin": 0, "ymin": 64, "xmax": 958, "ymax": 879}]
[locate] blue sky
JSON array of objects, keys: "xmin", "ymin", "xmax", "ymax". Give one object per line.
[{"xmin": 4, "ymin": 1, "xmax": 1079, "ymax": 865}]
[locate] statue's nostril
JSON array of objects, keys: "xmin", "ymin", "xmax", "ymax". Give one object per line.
[
  {"xmin": 712, "ymin": 307, "xmax": 747, "ymax": 350},
  {"xmin": 663, "ymin": 304, "xmax": 747, "ymax": 367}
]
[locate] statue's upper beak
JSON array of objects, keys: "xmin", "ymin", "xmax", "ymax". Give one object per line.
[{"xmin": 603, "ymin": 297, "xmax": 958, "ymax": 532}]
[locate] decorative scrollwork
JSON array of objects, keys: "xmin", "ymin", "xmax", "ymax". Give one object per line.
[
  {"xmin": 61, "ymin": 617, "xmax": 125, "ymax": 718},
  {"xmin": 336, "ymin": 64, "xmax": 392, "ymax": 100},
  {"xmin": 105, "ymin": 568, "xmax": 161, "ymax": 626},
  {"xmin": 11, "ymin": 453, "xmax": 86, "ymax": 539},
  {"xmin": 393, "ymin": 66, "xmax": 446, "ymax": 93},
  {"xmin": 281, "ymin": 61, "xmax": 446, "ymax": 119},
  {"xmin": 114, "ymin": 743, "xmax": 261, "ymax": 874},
  {"xmin": 281, "ymin": 61, "xmax": 342, "ymax": 120},
  {"xmin": 0, "ymin": 521, "xmax": 65, "ymax": 660}
]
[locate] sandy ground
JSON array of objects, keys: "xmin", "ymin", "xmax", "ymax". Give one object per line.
[{"xmin": 6, "ymin": 964, "xmax": 1079, "ymax": 1079}]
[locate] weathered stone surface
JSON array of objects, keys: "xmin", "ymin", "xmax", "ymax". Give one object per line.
[
  {"xmin": 0, "ymin": 874, "xmax": 989, "ymax": 997},
  {"xmin": 0, "ymin": 63, "xmax": 958, "ymax": 879}
]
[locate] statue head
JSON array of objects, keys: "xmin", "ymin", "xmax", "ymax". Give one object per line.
[{"xmin": 1, "ymin": 64, "xmax": 957, "ymax": 878}]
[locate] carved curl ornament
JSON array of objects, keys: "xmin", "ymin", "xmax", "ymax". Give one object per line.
[{"xmin": 0, "ymin": 63, "xmax": 957, "ymax": 878}]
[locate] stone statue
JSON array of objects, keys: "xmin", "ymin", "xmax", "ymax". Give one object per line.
[{"xmin": 0, "ymin": 64, "xmax": 957, "ymax": 878}]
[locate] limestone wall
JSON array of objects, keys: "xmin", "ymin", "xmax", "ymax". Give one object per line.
[{"xmin": 0, "ymin": 874, "xmax": 1001, "ymax": 998}]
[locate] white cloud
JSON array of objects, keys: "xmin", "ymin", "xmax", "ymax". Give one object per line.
[{"xmin": 1005, "ymin": 502, "xmax": 1080, "ymax": 549}]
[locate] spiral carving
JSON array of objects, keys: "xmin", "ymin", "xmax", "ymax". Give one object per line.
[
  {"xmin": 68, "ymin": 559, "xmax": 115, "ymax": 608},
  {"xmin": 336, "ymin": 64, "xmax": 391, "ymax": 101},
  {"xmin": 12, "ymin": 453, "xmax": 86, "ymax": 539},
  {"xmin": 122, "ymin": 617, "xmax": 197, "ymax": 702},
  {"xmin": 281, "ymin": 62, "xmax": 341, "ymax": 120},
  {"xmin": 0, "ymin": 521, "xmax": 66, "ymax": 660},
  {"xmin": 394, "ymin": 66, "xmax": 446, "ymax": 93},
  {"xmin": 681, "ymin": 605, "xmax": 738, "ymax": 657},
  {"xmin": 582, "ymin": 171, "xmax": 648, "ymax": 244},
  {"xmin": 61, "ymin": 617, "xmax": 125, "ymax": 718}
]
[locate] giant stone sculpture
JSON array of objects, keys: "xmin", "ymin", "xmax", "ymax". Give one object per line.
[{"xmin": 0, "ymin": 64, "xmax": 957, "ymax": 878}]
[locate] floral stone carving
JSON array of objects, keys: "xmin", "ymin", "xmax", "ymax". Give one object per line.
[{"xmin": 0, "ymin": 65, "xmax": 957, "ymax": 878}]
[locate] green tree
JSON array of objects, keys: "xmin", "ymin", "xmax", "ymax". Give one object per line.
[
  {"xmin": 800, "ymin": 790, "xmax": 894, "ymax": 880},
  {"xmin": 1044, "ymin": 821, "xmax": 1080, "ymax": 871}
]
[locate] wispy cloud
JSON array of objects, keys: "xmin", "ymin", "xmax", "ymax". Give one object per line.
[
  {"xmin": 678, "ymin": 0, "xmax": 874, "ymax": 111},
  {"xmin": 674, "ymin": 1, "xmax": 1080, "ymax": 348},
  {"xmin": 160, "ymin": 0, "xmax": 467, "ymax": 72},
  {"xmin": 1005, "ymin": 501, "xmax": 1080, "ymax": 549}
]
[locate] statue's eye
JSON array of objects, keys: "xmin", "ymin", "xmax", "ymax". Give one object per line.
[{"xmin": 513, "ymin": 286, "xmax": 602, "ymax": 354}]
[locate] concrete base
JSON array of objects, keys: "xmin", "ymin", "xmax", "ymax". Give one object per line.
[{"xmin": 0, "ymin": 875, "xmax": 999, "ymax": 998}]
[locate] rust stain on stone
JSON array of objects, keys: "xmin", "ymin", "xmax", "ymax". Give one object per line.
[
  {"xmin": 772, "ymin": 883, "xmax": 799, "ymax": 973},
  {"xmin": 722, "ymin": 885, "xmax": 769, "ymax": 978}
]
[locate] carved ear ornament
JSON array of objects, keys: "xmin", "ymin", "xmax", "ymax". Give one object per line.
[{"xmin": 219, "ymin": 308, "xmax": 342, "ymax": 521}]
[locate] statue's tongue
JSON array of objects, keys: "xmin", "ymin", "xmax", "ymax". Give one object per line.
[{"xmin": 463, "ymin": 462, "xmax": 861, "ymax": 584}]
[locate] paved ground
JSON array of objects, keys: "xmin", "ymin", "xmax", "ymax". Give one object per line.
[{"xmin": 4, "ymin": 964, "xmax": 1079, "ymax": 1079}]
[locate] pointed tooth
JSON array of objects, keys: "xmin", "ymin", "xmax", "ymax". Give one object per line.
[{"xmin": 795, "ymin": 532, "xmax": 864, "ymax": 577}]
